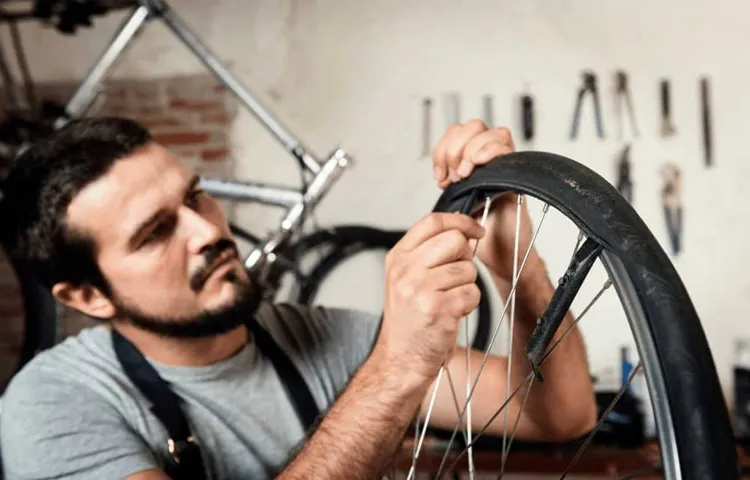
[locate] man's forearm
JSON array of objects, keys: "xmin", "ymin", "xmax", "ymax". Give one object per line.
[
  {"xmin": 277, "ymin": 348, "xmax": 427, "ymax": 479},
  {"xmin": 495, "ymin": 264, "xmax": 596, "ymax": 439}
]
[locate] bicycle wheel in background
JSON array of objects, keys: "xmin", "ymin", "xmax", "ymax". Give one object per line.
[
  {"xmin": 394, "ymin": 151, "xmax": 737, "ymax": 479},
  {"xmin": 0, "ymin": 247, "xmax": 58, "ymax": 394},
  {"xmin": 292, "ymin": 225, "xmax": 493, "ymax": 352}
]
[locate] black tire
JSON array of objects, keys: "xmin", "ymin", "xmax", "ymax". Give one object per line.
[
  {"xmin": 292, "ymin": 225, "xmax": 493, "ymax": 353},
  {"xmin": 0, "ymin": 251, "xmax": 58, "ymax": 392},
  {"xmin": 432, "ymin": 151, "xmax": 738, "ymax": 479}
]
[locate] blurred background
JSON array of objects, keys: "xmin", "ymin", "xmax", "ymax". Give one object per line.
[{"xmin": 0, "ymin": 0, "xmax": 748, "ymax": 477}]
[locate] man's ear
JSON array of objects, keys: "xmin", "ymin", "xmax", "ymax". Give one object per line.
[{"xmin": 51, "ymin": 282, "xmax": 116, "ymax": 319}]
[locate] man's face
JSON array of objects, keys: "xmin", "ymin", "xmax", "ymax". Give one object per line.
[{"xmin": 65, "ymin": 142, "xmax": 255, "ymax": 337}]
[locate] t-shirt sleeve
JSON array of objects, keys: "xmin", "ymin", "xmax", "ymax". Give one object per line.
[
  {"xmin": 0, "ymin": 361, "xmax": 161, "ymax": 480},
  {"xmin": 310, "ymin": 305, "xmax": 383, "ymax": 376}
]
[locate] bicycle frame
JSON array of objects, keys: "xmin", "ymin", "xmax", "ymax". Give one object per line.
[{"xmin": 52, "ymin": 0, "xmax": 352, "ymax": 275}]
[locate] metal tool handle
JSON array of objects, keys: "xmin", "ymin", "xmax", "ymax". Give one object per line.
[
  {"xmin": 521, "ymin": 94, "xmax": 534, "ymax": 142},
  {"xmin": 421, "ymin": 98, "xmax": 432, "ymax": 157},
  {"xmin": 700, "ymin": 77, "xmax": 713, "ymax": 167},
  {"xmin": 482, "ymin": 94, "xmax": 494, "ymax": 127},
  {"xmin": 660, "ymin": 80, "xmax": 671, "ymax": 119}
]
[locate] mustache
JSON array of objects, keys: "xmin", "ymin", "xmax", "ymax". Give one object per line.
[{"xmin": 189, "ymin": 238, "xmax": 240, "ymax": 291}]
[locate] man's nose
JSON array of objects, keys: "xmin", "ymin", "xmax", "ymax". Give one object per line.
[{"xmin": 181, "ymin": 207, "xmax": 223, "ymax": 255}]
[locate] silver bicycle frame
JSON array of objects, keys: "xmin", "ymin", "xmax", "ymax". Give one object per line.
[{"xmin": 55, "ymin": 0, "xmax": 351, "ymax": 274}]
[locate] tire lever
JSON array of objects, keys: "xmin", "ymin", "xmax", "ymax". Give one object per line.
[{"xmin": 526, "ymin": 238, "xmax": 603, "ymax": 381}]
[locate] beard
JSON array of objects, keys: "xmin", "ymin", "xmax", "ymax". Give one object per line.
[{"xmin": 112, "ymin": 269, "xmax": 262, "ymax": 338}]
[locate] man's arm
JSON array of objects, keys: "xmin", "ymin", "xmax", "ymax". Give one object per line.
[
  {"xmin": 277, "ymin": 344, "xmax": 429, "ymax": 479},
  {"xmin": 279, "ymin": 212, "xmax": 486, "ymax": 479},
  {"xmin": 425, "ymin": 263, "xmax": 596, "ymax": 443},
  {"xmin": 427, "ymin": 119, "xmax": 596, "ymax": 442}
]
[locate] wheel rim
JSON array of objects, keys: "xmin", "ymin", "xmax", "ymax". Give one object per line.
[
  {"xmin": 601, "ymin": 251, "xmax": 679, "ymax": 479},
  {"xmin": 399, "ymin": 152, "xmax": 734, "ymax": 479}
]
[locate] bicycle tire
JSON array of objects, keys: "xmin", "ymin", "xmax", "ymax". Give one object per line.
[
  {"xmin": 293, "ymin": 225, "xmax": 492, "ymax": 353},
  {"xmin": 431, "ymin": 151, "xmax": 737, "ymax": 479},
  {"xmin": 0, "ymin": 251, "xmax": 58, "ymax": 389}
]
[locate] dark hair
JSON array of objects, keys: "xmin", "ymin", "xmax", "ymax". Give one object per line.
[{"xmin": 0, "ymin": 116, "xmax": 152, "ymax": 292}]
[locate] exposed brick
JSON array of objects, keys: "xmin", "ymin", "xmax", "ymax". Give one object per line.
[
  {"xmin": 99, "ymin": 84, "xmax": 128, "ymax": 100},
  {"xmin": 201, "ymin": 147, "xmax": 230, "ymax": 162},
  {"xmin": 139, "ymin": 116, "xmax": 185, "ymax": 129},
  {"xmin": 170, "ymin": 98, "xmax": 223, "ymax": 111},
  {"xmin": 153, "ymin": 131, "xmax": 211, "ymax": 146},
  {"xmin": 130, "ymin": 84, "xmax": 164, "ymax": 105},
  {"xmin": 138, "ymin": 105, "xmax": 164, "ymax": 117},
  {"xmin": 201, "ymin": 112, "xmax": 231, "ymax": 125}
]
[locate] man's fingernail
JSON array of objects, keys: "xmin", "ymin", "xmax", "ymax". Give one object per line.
[{"xmin": 457, "ymin": 162, "xmax": 471, "ymax": 177}]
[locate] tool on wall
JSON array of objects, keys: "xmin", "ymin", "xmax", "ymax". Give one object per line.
[
  {"xmin": 444, "ymin": 92, "xmax": 461, "ymax": 129},
  {"xmin": 659, "ymin": 79, "xmax": 676, "ymax": 137},
  {"xmin": 521, "ymin": 89, "xmax": 535, "ymax": 144},
  {"xmin": 660, "ymin": 163, "xmax": 683, "ymax": 255},
  {"xmin": 700, "ymin": 77, "xmax": 713, "ymax": 167},
  {"xmin": 614, "ymin": 70, "xmax": 638, "ymax": 140},
  {"xmin": 482, "ymin": 94, "xmax": 494, "ymax": 127},
  {"xmin": 570, "ymin": 70, "xmax": 604, "ymax": 139},
  {"xmin": 616, "ymin": 144, "xmax": 633, "ymax": 204},
  {"xmin": 421, "ymin": 97, "xmax": 432, "ymax": 157}
]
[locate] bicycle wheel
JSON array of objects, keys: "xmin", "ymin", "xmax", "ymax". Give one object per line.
[
  {"xmin": 292, "ymin": 225, "xmax": 493, "ymax": 352},
  {"xmin": 397, "ymin": 151, "xmax": 737, "ymax": 479},
  {"xmin": 0, "ymin": 247, "xmax": 57, "ymax": 393}
]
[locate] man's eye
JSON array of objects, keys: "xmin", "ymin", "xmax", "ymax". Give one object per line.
[{"xmin": 143, "ymin": 220, "xmax": 173, "ymax": 244}]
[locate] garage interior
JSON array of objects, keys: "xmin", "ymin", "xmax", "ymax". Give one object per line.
[{"xmin": 0, "ymin": 1, "xmax": 748, "ymax": 479}]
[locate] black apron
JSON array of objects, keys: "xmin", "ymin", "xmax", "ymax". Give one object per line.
[{"xmin": 112, "ymin": 318, "xmax": 321, "ymax": 480}]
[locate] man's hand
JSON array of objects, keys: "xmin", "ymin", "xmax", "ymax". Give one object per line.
[
  {"xmin": 278, "ymin": 215, "xmax": 488, "ymax": 479},
  {"xmin": 433, "ymin": 119, "xmax": 515, "ymax": 188},
  {"xmin": 432, "ymin": 119, "xmax": 543, "ymax": 283},
  {"xmin": 373, "ymin": 212, "xmax": 485, "ymax": 388}
]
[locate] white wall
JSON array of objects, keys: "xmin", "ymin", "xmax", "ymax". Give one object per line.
[{"xmin": 14, "ymin": 0, "xmax": 750, "ymax": 401}]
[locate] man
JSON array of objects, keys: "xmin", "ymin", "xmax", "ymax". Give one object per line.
[{"xmin": 0, "ymin": 117, "xmax": 595, "ymax": 479}]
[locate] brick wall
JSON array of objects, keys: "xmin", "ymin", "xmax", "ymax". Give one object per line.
[{"xmin": 0, "ymin": 73, "xmax": 238, "ymax": 389}]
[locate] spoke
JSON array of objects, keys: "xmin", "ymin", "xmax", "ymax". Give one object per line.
[
  {"xmin": 444, "ymin": 367, "xmax": 470, "ymax": 446},
  {"xmin": 502, "ymin": 194, "xmax": 523, "ymax": 474},
  {"xmin": 465, "ymin": 196, "xmax": 491, "ymax": 479},
  {"xmin": 435, "ymin": 372, "xmax": 536, "ymax": 478},
  {"xmin": 429, "ymin": 203, "xmax": 550, "ymax": 473},
  {"xmin": 412, "ymin": 406, "xmax": 421, "ymax": 458},
  {"xmin": 439, "ymin": 278, "xmax": 615, "ymax": 477},
  {"xmin": 407, "ymin": 365, "xmax": 445, "ymax": 480},
  {"xmin": 559, "ymin": 361, "xmax": 643, "ymax": 480},
  {"xmin": 500, "ymin": 374, "xmax": 535, "ymax": 472}
]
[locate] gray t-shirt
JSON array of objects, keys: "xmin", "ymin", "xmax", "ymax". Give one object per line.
[{"xmin": 0, "ymin": 301, "xmax": 382, "ymax": 479}]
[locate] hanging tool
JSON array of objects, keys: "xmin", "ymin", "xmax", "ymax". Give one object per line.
[
  {"xmin": 570, "ymin": 70, "xmax": 604, "ymax": 139},
  {"xmin": 421, "ymin": 97, "xmax": 432, "ymax": 157},
  {"xmin": 521, "ymin": 90, "xmax": 534, "ymax": 143},
  {"xmin": 482, "ymin": 94, "xmax": 494, "ymax": 127},
  {"xmin": 661, "ymin": 163, "xmax": 683, "ymax": 255},
  {"xmin": 700, "ymin": 77, "xmax": 713, "ymax": 167},
  {"xmin": 660, "ymin": 79, "xmax": 676, "ymax": 137},
  {"xmin": 616, "ymin": 144, "xmax": 633, "ymax": 204},
  {"xmin": 614, "ymin": 70, "xmax": 639, "ymax": 140},
  {"xmin": 444, "ymin": 92, "xmax": 461, "ymax": 129}
]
